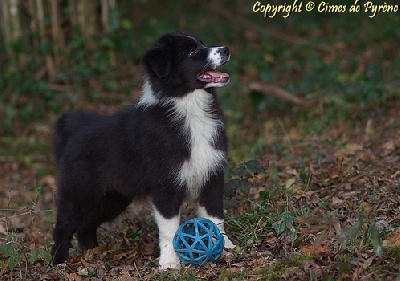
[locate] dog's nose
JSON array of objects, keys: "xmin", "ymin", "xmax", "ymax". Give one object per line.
[{"xmin": 219, "ymin": 47, "xmax": 230, "ymax": 57}]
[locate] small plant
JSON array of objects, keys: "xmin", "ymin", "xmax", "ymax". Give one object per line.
[
  {"xmin": 0, "ymin": 233, "xmax": 52, "ymax": 275},
  {"xmin": 0, "ymin": 236, "xmax": 23, "ymax": 270},
  {"xmin": 336, "ymin": 214, "xmax": 384, "ymax": 257},
  {"xmin": 29, "ymin": 248, "xmax": 52, "ymax": 264},
  {"xmin": 225, "ymin": 160, "xmax": 272, "ymax": 245},
  {"xmin": 227, "ymin": 202, "xmax": 273, "ymax": 246},
  {"xmin": 126, "ymin": 228, "xmax": 140, "ymax": 242},
  {"xmin": 225, "ymin": 159, "xmax": 267, "ymax": 196},
  {"xmin": 272, "ymin": 211, "xmax": 296, "ymax": 241}
]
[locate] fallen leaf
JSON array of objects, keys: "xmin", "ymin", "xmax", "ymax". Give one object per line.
[
  {"xmin": 345, "ymin": 143, "xmax": 363, "ymax": 155},
  {"xmin": 381, "ymin": 141, "xmax": 395, "ymax": 156},
  {"xmin": 391, "ymin": 170, "xmax": 400, "ymax": 179},
  {"xmin": 300, "ymin": 244, "xmax": 314, "ymax": 256},
  {"xmin": 0, "ymin": 223, "xmax": 6, "ymax": 235},
  {"xmin": 113, "ymin": 243, "xmax": 140, "ymax": 261},
  {"xmin": 383, "ymin": 228, "xmax": 400, "ymax": 247},
  {"xmin": 66, "ymin": 272, "xmax": 84, "ymax": 281},
  {"xmin": 285, "ymin": 178, "xmax": 296, "ymax": 189},
  {"xmin": 301, "ymin": 243, "xmax": 329, "ymax": 256},
  {"xmin": 143, "ymin": 243, "xmax": 155, "ymax": 256},
  {"xmin": 0, "ymin": 259, "xmax": 8, "ymax": 277},
  {"xmin": 306, "ymin": 157, "xmax": 315, "ymax": 166},
  {"xmin": 331, "ymin": 197, "xmax": 344, "ymax": 208},
  {"xmin": 303, "ymin": 260, "xmax": 323, "ymax": 279},
  {"xmin": 281, "ymin": 267, "xmax": 306, "ymax": 280}
]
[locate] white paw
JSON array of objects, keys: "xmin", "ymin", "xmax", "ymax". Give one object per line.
[
  {"xmin": 223, "ymin": 234, "xmax": 236, "ymax": 249},
  {"xmin": 159, "ymin": 255, "xmax": 181, "ymax": 270}
]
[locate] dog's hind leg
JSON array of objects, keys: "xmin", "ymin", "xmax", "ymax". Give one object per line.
[
  {"xmin": 76, "ymin": 191, "xmax": 132, "ymax": 252},
  {"xmin": 77, "ymin": 224, "xmax": 99, "ymax": 251},
  {"xmin": 51, "ymin": 203, "xmax": 76, "ymax": 264}
]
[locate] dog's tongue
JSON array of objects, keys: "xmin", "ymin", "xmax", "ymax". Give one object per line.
[{"xmin": 197, "ymin": 71, "xmax": 229, "ymax": 83}]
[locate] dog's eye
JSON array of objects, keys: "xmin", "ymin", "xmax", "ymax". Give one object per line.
[{"xmin": 188, "ymin": 48, "xmax": 199, "ymax": 57}]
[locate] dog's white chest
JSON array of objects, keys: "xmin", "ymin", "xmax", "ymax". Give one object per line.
[{"xmin": 172, "ymin": 89, "xmax": 225, "ymax": 197}]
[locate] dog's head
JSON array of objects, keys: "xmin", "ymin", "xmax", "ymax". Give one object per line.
[{"xmin": 143, "ymin": 30, "xmax": 230, "ymax": 96}]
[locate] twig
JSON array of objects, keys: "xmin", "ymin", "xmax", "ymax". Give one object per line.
[
  {"xmin": 249, "ymin": 82, "xmax": 307, "ymax": 106},
  {"xmin": 0, "ymin": 204, "xmax": 37, "ymax": 222},
  {"xmin": 47, "ymin": 83, "xmax": 72, "ymax": 92}
]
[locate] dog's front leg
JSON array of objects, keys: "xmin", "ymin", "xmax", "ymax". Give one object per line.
[
  {"xmin": 153, "ymin": 206, "xmax": 181, "ymax": 269},
  {"xmin": 197, "ymin": 206, "xmax": 236, "ymax": 249},
  {"xmin": 198, "ymin": 173, "xmax": 236, "ymax": 249}
]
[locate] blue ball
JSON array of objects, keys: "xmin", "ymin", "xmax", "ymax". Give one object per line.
[{"xmin": 173, "ymin": 218, "xmax": 224, "ymax": 265}]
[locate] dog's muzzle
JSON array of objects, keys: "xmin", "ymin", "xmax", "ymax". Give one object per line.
[{"xmin": 197, "ymin": 46, "xmax": 230, "ymax": 84}]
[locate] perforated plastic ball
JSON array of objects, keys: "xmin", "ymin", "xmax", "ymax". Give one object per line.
[{"xmin": 173, "ymin": 218, "xmax": 224, "ymax": 265}]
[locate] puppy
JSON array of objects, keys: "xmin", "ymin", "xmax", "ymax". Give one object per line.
[{"xmin": 51, "ymin": 30, "xmax": 235, "ymax": 269}]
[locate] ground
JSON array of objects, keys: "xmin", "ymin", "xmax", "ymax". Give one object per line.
[{"xmin": 0, "ymin": 97, "xmax": 399, "ymax": 280}]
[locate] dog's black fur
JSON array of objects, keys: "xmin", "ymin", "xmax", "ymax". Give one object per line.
[{"xmin": 51, "ymin": 30, "xmax": 231, "ymax": 266}]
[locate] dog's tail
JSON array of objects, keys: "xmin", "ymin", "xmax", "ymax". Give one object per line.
[
  {"xmin": 53, "ymin": 111, "xmax": 101, "ymax": 166},
  {"xmin": 53, "ymin": 114, "xmax": 70, "ymax": 166}
]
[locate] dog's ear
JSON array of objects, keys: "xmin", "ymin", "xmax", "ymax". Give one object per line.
[{"xmin": 142, "ymin": 38, "xmax": 172, "ymax": 78}]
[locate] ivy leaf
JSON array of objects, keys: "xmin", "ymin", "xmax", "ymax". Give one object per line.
[
  {"xmin": 236, "ymin": 160, "xmax": 266, "ymax": 178},
  {"xmin": 39, "ymin": 248, "xmax": 52, "ymax": 261},
  {"xmin": 368, "ymin": 222, "xmax": 383, "ymax": 257},
  {"xmin": 29, "ymin": 251, "xmax": 39, "ymax": 264}
]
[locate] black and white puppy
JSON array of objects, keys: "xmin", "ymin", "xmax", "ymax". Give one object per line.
[{"xmin": 51, "ymin": 30, "xmax": 235, "ymax": 269}]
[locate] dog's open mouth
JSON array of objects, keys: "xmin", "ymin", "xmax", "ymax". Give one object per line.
[{"xmin": 197, "ymin": 71, "xmax": 229, "ymax": 84}]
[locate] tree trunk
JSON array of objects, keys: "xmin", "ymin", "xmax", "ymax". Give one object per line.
[
  {"xmin": 1, "ymin": 0, "xmax": 11, "ymax": 57},
  {"xmin": 101, "ymin": 0, "xmax": 109, "ymax": 33},
  {"xmin": 51, "ymin": 0, "xmax": 65, "ymax": 64},
  {"xmin": 36, "ymin": 0, "xmax": 56, "ymax": 81},
  {"xmin": 69, "ymin": 0, "xmax": 78, "ymax": 26},
  {"xmin": 9, "ymin": 0, "xmax": 21, "ymax": 41},
  {"xmin": 78, "ymin": 1, "xmax": 96, "ymax": 49}
]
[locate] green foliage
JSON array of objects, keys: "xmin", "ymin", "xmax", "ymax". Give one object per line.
[
  {"xmin": 30, "ymin": 248, "xmax": 52, "ymax": 263},
  {"xmin": 236, "ymin": 160, "xmax": 266, "ymax": 177},
  {"xmin": 125, "ymin": 228, "xmax": 140, "ymax": 241},
  {"xmin": 1, "ymin": 1, "xmax": 399, "ymax": 138},
  {"xmin": 385, "ymin": 245, "xmax": 400, "ymax": 263},
  {"xmin": 256, "ymin": 255, "xmax": 311, "ymax": 280},
  {"xmin": 335, "ymin": 212, "xmax": 385, "ymax": 257},
  {"xmin": 226, "ymin": 158, "xmax": 387, "ymax": 266},
  {"xmin": 225, "ymin": 160, "xmax": 270, "ymax": 244},
  {"xmin": 0, "ymin": 13, "xmax": 131, "ymax": 135},
  {"xmin": 272, "ymin": 211, "xmax": 296, "ymax": 238},
  {"xmin": 0, "ymin": 236, "xmax": 51, "ymax": 271},
  {"xmin": 225, "ymin": 160, "xmax": 266, "ymax": 198},
  {"xmin": 149, "ymin": 267, "xmax": 201, "ymax": 281},
  {"xmin": 227, "ymin": 203, "xmax": 272, "ymax": 245},
  {"xmin": 0, "ymin": 237, "xmax": 22, "ymax": 269},
  {"xmin": 226, "ymin": 160, "xmax": 303, "ymax": 245}
]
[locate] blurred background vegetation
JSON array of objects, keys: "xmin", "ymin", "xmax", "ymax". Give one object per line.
[{"xmin": 0, "ymin": 0, "xmax": 399, "ymax": 160}]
